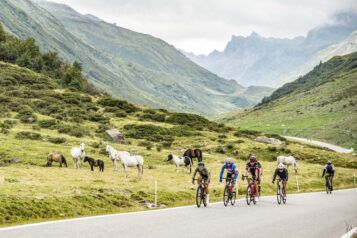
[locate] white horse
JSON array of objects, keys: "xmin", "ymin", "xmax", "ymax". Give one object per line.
[
  {"xmin": 166, "ymin": 154, "xmax": 192, "ymax": 174},
  {"xmin": 71, "ymin": 142, "xmax": 85, "ymax": 169},
  {"xmin": 117, "ymin": 152, "xmax": 144, "ymax": 178},
  {"xmin": 277, "ymin": 155, "xmax": 298, "ymax": 173},
  {"xmin": 106, "ymin": 144, "xmax": 130, "ymax": 171}
]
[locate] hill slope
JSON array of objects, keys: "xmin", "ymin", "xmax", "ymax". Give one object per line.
[
  {"xmin": 0, "ymin": 0, "xmax": 273, "ymax": 115},
  {"xmin": 185, "ymin": 12, "xmax": 357, "ymax": 87},
  {"xmin": 213, "ymin": 52, "xmax": 357, "ymax": 148},
  {"xmin": 0, "ymin": 30, "xmax": 356, "ymax": 226}
]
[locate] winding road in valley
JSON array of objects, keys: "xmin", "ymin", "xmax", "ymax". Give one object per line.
[
  {"xmin": 0, "ymin": 189, "xmax": 356, "ymax": 238},
  {"xmin": 284, "ymin": 136, "xmax": 354, "ymax": 154}
]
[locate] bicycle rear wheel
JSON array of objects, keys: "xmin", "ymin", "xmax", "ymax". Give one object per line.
[
  {"xmin": 326, "ymin": 178, "xmax": 330, "ymax": 194},
  {"xmin": 196, "ymin": 186, "xmax": 203, "ymax": 207},
  {"xmin": 223, "ymin": 185, "xmax": 230, "ymax": 206},
  {"xmin": 277, "ymin": 185, "xmax": 282, "ymax": 204},
  {"xmin": 246, "ymin": 186, "xmax": 251, "ymax": 205}
]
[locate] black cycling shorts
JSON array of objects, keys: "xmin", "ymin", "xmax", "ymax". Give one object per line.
[{"xmin": 326, "ymin": 171, "xmax": 334, "ymax": 177}]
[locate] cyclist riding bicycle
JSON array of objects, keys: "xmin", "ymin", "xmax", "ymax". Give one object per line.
[
  {"xmin": 192, "ymin": 162, "xmax": 211, "ymax": 204},
  {"xmin": 272, "ymin": 163, "xmax": 288, "ymax": 198},
  {"xmin": 322, "ymin": 161, "xmax": 335, "ymax": 191},
  {"xmin": 244, "ymin": 155, "xmax": 261, "ymax": 196},
  {"xmin": 219, "ymin": 158, "xmax": 239, "ymax": 187}
]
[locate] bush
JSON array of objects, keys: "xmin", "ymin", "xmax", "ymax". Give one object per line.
[
  {"xmin": 98, "ymin": 97, "xmax": 138, "ymax": 113},
  {"xmin": 15, "ymin": 105, "xmax": 37, "ymax": 123},
  {"xmin": 267, "ymin": 146, "xmax": 277, "ymax": 152},
  {"xmin": 123, "ymin": 124, "xmax": 199, "ymax": 142},
  {"xmin": 15, "ymin": 131, "xmax": 41, "ymax": 140},
  {"xmin": 140, "ymin": 113, "xmax": 165, "ymax": 122},
  {"xmin": 38, "ymin": 119, "xmax": 57, "ymax": 128},
  {"xmin": 166, "ymin": 112, "xmax": 210, "ymax": 128},
  {"xmin": 115, "ymin": 110, "xmax": 127, "ymax": 118},
  {"xmin": 234, "ymin": 129, "xmax": 261, "ymax": 138},
  {"xmin": 216, "ymin": 147, "xmax": 225, "ymax": 154},
  {"xmin": 56, "ymin": 124, "xmax": 86, "ymax": 137},
  {"xmin": 48, "ymin": 137, "xmax": 66, "ymax": 144}
]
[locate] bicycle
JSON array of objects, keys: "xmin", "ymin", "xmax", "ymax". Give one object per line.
[
  {"xmin": 325, "ymin": 175, "xmax": 332, "ymax": 194},
  {"xmin": 194, "ymin": 179, "xmax": 207, "ymax": 207},
  {"xmin": 276, "ymin": 180, "xmax": 287, "ymax": 204},
  {"xmin": 242, "ymin": 175, "xmax": 259, "ymax": 205},
  {"xmin": 222, "ymin": 177, "xmax": 237, "ymax": 206}
]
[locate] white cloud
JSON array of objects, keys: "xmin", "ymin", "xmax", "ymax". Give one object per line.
[{"xmin": 48, "ymin": 0, "xmax": 357, "ymax": 55}]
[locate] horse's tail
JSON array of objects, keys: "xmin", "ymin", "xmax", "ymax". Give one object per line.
[{"xmin": 61, "ymin": 155, "xmax": 68, "ymax": 167}]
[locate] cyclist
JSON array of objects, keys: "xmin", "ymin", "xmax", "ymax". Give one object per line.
[
  {"xmin": 272, "ymin": 163, "xmax": 288, "ymax": 198},
  {"xmin": 192, "ymin": 162, "xmax": 211, "ymax": 204},
  {"xmin": 219, "ymin": 158, "xmax": 239, "ymax": 188},
  {"xmin": 244, "ymin": 155, "xmax": 261, "ymax": 197},
  {"xmin": 322, "ymin": 161, "xmax": 335, "ymax": 191}
]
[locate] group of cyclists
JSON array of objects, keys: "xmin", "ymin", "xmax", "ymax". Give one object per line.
[{"xmin": 192, "ymin": 155, "xmax": 335, "ymax": 205}]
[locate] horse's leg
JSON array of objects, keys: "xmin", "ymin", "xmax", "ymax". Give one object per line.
[
  {"xmin": 59, "ymin": 161, "xmax": 62, "ymax": 168},
  {"xmin": 91, "ymin": 163, "xmax": 94, "ymax": 171},
  {"xmin": 124, "ymin": 165, "xmax": 128, "ymax": 178},
  {"xmin": 176, "ymin": 164, "xmax": 179, "ymax": 174}
]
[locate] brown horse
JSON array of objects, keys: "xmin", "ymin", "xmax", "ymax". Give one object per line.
[
  {"xmin": 47, "ymin": 153, "xmax": 68, "ymax": 167},
  {"xmin": 183, "ymin": 149, "xmax": 202, "ymax": 164},
  {"xmin": 84, "ymin": 156, "xmax": 104, "ymax": 172}
]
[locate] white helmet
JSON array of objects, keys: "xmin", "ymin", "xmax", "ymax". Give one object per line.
[
  {"xmin": 225, "ymin": 157, "xmax": 232, "ymax": 164},
  {"xmin": 278, "ymin": 163, "xmax": 284, "ymax": 169}
]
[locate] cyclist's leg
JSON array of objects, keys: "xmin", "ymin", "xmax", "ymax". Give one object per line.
[
  {"xmin": 204, "ymin": 178, "xmax": 209, "ymax": 194},
  {"xmin": 282, "ymin": 180, "xmax": 287, "ymax": 196},
  {"xmin": 324, "ymin": 175, "xmax": 329, "ymax": 186},
  {"xmin": 197, "ymin": 175, "xmax": 203, "ymax": 185},
  {"xmin": 330, "ymin": 173, "xmax": 334, "ymax": 190}
]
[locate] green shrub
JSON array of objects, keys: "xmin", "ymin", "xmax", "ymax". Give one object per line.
[
  {"xmin": 15, "ymin": 105, "xmax": 37, "ymax": 123},
  {"xmin": 48, "ymin": 137, "xmax": 66, "ymax": 144},
  {"xmin": 140, "ymin": 113, "xmax": 165, "ymax": 122},
  {"xmin": 234, "ymin": 129, "xmax": 261, "ymax": 138},
  {"xmin": 56, "ymin": 124, "xmax": 86, "ymax": 137},
  {"xmin": 216, "ymin": 147, "xmax": 225, "ymax": 154},
  {"xmin": 5, "ymin": 178, "xmax": 19, "ymax": 183},
  {"xmin": 98, "ymin": 97, "xmax": 138, "ymax": 113},
  {"xmin": 15, "ymin": 131, "xmax": 41, "ymax": 140},
  {"xmin": 38, "ymin": 119, "xmax": 57, "ymax": 128},
  {"xmin": 115, "ymin": 110, "xmax": 127, "ymax": 118}
]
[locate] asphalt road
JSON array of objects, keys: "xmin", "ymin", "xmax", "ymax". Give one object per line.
[
  {"xmin": 284, "ymin": 136, "xmax": 354, "ymax": 154},
  {"xmin": 0, "ymin": 189, "xmax": 356, "ymax": 238}
]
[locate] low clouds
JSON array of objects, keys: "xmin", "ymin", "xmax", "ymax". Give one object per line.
[{"xmin": 49, "ymin": 0, "xmax": 357, "ymax": 54}]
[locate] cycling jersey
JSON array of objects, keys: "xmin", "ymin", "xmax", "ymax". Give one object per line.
[
  {"xmin": 322, "ymin": 164, "xmax": 335, "ymax": 176},
  {"xmin": 272, "ymin": 168, "xmax": 288, "ymax": 182},
  {"xmin": 220, "ymin": 162, "xmax": 238, "ymax": 181},
  {"xmin": 246, "ymin": 161, "xmax": 261, "ymax": 174},
  {"xmin": 192, "ymin": 167, "xmax": 210, "ymax": 182}
]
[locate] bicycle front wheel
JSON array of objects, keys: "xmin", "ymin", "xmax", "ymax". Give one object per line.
[
  {"xmin": 246, "ymin": 186, "xmax": 251, "ymax": 205},
  {"xmin": 196, "ymin": 186, "xmax": 203, "ymax": 208},
  {"xmin": 277, "ymin": 185, "xmax": 282, "ymax": 204},
  {"xmin": 223, "ymin": 185, "xmax": 229, "ymax": 206},
  {"xmin": 231, "ymin": 187, "xmax": 236, "ymax": 206},
  {"xmin": 326, "ymin": 179, "xmax": 330, "ymax": 194}
]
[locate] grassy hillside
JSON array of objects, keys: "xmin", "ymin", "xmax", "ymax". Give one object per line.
[
  {"xmin": 0, "ymin": 0, "xmax": 273, "ymax": 115},
  {"xmin": 213, "ymin": 52, "xmax": 357, "ymax": 148}
]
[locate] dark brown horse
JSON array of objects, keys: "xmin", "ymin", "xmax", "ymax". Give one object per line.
[
  {"xmin": 84, "ymin": 156, "xmax": 104, "ymax": 172},
  {"xmin": 183, "ymin": 149, "xmax": 202, "ymax": 164},
  {"xmin": 47, "ymin": 153, "xmax": 68, "ymax": 167}
]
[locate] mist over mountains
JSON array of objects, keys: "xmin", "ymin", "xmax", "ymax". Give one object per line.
[{"xmin": 184, "ymin": 12, "xmax": 357, "ymax": 87}]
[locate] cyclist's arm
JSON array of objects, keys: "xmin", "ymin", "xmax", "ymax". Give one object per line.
[
  {"xmin": 332, "ymin": 164, "xmax": 335, "ymax": 172},
  {"xmin": 322, "ymin": 168, "xmax": 326, "ymax": 177},
  {"xmin": 272, "ymin": 169, "xmax": 277, "ymax": 182},
  {"xmin": 233, "ymin": 166, "xmax": 238, "ymax": 181},
  {"xmin": 285, "ymin": 169, "xmax": 288, "ymax": 181},
  {"xmin": 206, "ymin": 168, "xmax": 211, "ymax": 182},
  {"xmin": 192, "ymin": 168, "xmax": 198, "ymax": 181},
  {"xmin": 219, "ymin": 165, "xmax": 225, "ymax": 180}
]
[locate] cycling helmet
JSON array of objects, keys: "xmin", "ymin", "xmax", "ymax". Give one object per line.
[
  {"xmin": 198, "ymin": 162, "xmax": 205, "ymax": 168},
  {"xmin": 327, "ymin": 161, "xmax": 332, "ymax": 164},
  {"xmin": 278, "ymin": 163, "xmax": 284, "ymax": 169},
  {"xmin": 225, "ymin": 157, "xmax": 232, "ymax": 164},
  {"xmin": 249, "ymin": 155, "xmax": 257, "ymax": 162}
]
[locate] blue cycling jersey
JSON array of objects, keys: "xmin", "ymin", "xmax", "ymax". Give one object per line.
[{"xmin": 220, "ymin": 162, "xmax": 239, "ymax": 181}]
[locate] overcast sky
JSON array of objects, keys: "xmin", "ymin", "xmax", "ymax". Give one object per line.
[{"xmin": 49, "ymin": 0, "xmax": 357, "ymax": 55}]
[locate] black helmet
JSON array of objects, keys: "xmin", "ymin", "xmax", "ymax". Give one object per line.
[{"xmin": 198, "ymin": 162, "xmax": 205, "ymax": 168}]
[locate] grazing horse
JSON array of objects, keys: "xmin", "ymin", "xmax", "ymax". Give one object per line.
[
  {"xmin": 117, "ymin": 153, "xmax": 144, "ymax": 178},
  {"xmin": 106, "ymin": 144, "xmax": 130, "ymax": 171},
  {"xmin": 183, "ymin": 149, "xmax": 202, "ymax": 164},
  {"xmin": 47, "ymin": 153, "xmax": 67, "ymax": 167},
  {"xmin": 166, "ymin": 154, "xmax": 192, "ymax": 174},
  {"xmin": 71, "ymin": 142, "xmax": 85, "ymax": 169},
  {"xmin": 277, "ymin": 155, "xmax": 298, "ymax": 173},
  {"xmin": 84, "ymin": 156, "xmax": 104, "ymax": 172}
]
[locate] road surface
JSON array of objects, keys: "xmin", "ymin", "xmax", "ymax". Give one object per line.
[
  {"xmin": 284, "ymin": 136, "xmax": 354, "ymax": 154},
  {"xmin": 0, "ymin": 189, "xmax": 356, "ymax": 238}
]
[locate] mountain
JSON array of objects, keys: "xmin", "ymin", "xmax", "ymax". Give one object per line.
[
  {"xmin": 185, "ymin": 12, "xmax": 357, "ymax": 87},
  {"xmin": 278, "ymin": 30, "xmax": 357, "ymax": 85},
  {"xmin": 213, "ymin": 52, "xmax": 357, "ymax": 148},
  {"xmin": 84, "ymin": 14, "xmax": 103, "ymax": 22},
  {"xmin": 0, "ymin": 0, "xmax": 273, "ymax": 115}
]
